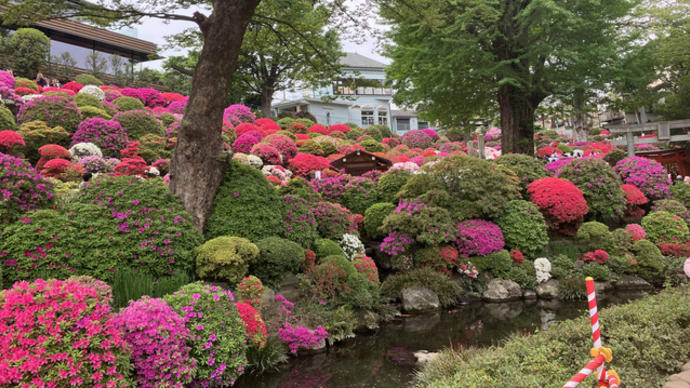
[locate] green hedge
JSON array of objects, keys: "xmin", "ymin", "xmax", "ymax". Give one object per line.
[{"xmin": 416, "ymin": 285, "xmax": 690, "ymax": 387}]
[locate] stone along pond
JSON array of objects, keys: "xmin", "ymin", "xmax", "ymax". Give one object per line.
[{"xmin": 236, "ymin": 291, "xmax": 646, "ymax": 388}]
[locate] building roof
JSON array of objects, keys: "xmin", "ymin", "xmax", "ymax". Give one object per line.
[
  {"xmin": 391, "ymin": 109, "xmax": 418, "ymax": 118},
  {"xmin": 272, "ymin": 97, "xmax": 353, "ymax": 109},
  {"xmin": 339, "ymin": 52, "xmax": 386, "ymax": 70}
]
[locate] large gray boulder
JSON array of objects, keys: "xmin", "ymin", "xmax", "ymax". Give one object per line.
[
  {"xmin": 482, "ymin": 279, "xmax": 522, "ymax": 302},
  {"xmin": 401, "ymin": 286, "xmax": 440, "ymax": 312},
  {"xmin": 614, "ymin": 275, "xmax": 653, "ymax": 290},
  {"xmin": 536, "ymin": 279, "xmax": 560, "ymax": 299}
]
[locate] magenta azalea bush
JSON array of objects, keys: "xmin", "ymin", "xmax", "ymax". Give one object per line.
[
  {"xmin": 311, "ymin": 201, "xmax": 358, "ymax": 239},
  {"xmin": 251, "ymin": 143, "xmax": 282, "ymax": 165},
  {"xmin": 223, "ymin": 104, "xmax": 255, "ymax": 127},
  {"xmin": 163, "ymin": 282, "xmax": 248, "ymax": 387},
  {"xmin": 455, "ymin": 219, "xmax": 505, "ymax": 257},
  {"xmin": 279, "ymin": 323, "xmax": 329, "ymax": 354},
  {"xmin": 401, "ymin": 129, "xmax": 434, "ymax": 149},
  {"xmin": 380, "ymin": 230, "xmax": 415, "ymax": 255},
  {"xmin": 233, "ymin": 133, "xmax": 260, "ymax": 153},
  {"xmin": 114, "ymin": 297, "xmax": 196, "ymax": 387},
  {"xmin": 614, "ymin": 156, "xmax": 672, "ymax": 200},
  {"xmin": 72, "ymin": 118, "xmax": 128, "ymax": 157},
  {"xmin": 0, "ymin": 279, "xmax": 131, "ymax": 387},
  {"xmin": 545, "ymin": 158, "xmax": 574, "ymax": 175},
  {"xmin": 0, "ymin": 152, "xmax": 54, "ymax": 224}
]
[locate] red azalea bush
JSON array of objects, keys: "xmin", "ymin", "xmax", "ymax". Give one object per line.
[
  {"xmin": 527, "ymin": 177, "xmax": 589, "ymax": 234},
  {"xmin": 625, "ymin": 223, "xmax": 646, "ymax": 241},
  {"xmin": 621, "ymin": 184, "xmax": 648, "ymax": 205},
  {"xmin": 0, "ymin": 130, "xmax": 25, "ymax": 154},
  {"xmin": 581, "ymin": 249, "xmax": 609, "ymax": 264},
  {"xmin": 61, "ymin": 81, "xmax": 83, "ymax": 92},
  {"xmin": 235, "ymin": 122, "xmax": 260, "ymax": 136},
  {"xmin": 308, "ymin": 124, "xmax": 330, "ymax": 135},
  {"xmin": 0, "ymin": 279, "xmax": 131, "ymax": 387},
  {"xmin": 238, "ymin": 275, "xmax": 265, "ymax": 307},
  {"xmin": 510, "ymin": 249, "xmax": 524, "ymax": 265},
  {"xmin": 255, "ymin": 118, "xmax": 281, "ymax": 132},
  {"xmin": 289, "ymin": 153, "xmax": 331, "ymax": 177},
  {"xmin": 41, "ymin": 158, "xmax": 72, "ymax": 178},
  {"xmin": 113, "ymin": 156, "xmax": 147, "ymax": 176},
  {"xmin": 657, "ymin": 240, "xmax": 690, "ymax": 257},
  {"xmin": 353, "ymin": 254, "xmax": 380, "ymax": 284},
  {"xmin": 113, "ymin": 297, "xmax": 196, "ymax": 388},
  {"xmin": 251, "ymin": 143, "xmax": 282, "ymax": 165},
  {"xmin": 37, "ymin": 144, "xmax": 71, "ymax": 169},
  {"xmin": 13, "ymin": 86, "xmax": 36, "ymax": 96},
  {"xmin": 328, "ymin": 124, "xmax": 350, "ymax": 133},
  {"xmin": 161, "ymin": 92, "xmax": 185, "ymax": 104},
  {"xmin": 537, "ymin": 146, "xmax": 562, "ymax": 158},
  {"xmin": 265, "ymin": 134, "xmax": 298, "ymax": 161},
  {"xmin": 236, "ymin": 302, "xmax": 268, "ymax": 349}
]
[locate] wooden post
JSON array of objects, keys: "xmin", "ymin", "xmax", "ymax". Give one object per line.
[
  {"xmin": 626, "ymin": 131, "xmax": 634, "ymax": 157},
  {"xmin": 478, "ymin": 134, "xmax": 485, "ymax": 159}
]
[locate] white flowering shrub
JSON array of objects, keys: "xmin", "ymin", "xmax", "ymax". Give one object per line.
[
  {"xmin": 534, "ymin": 257, "xmax": 552, "ymax": 283},
  {"xmin": 78, "ymin": 85, "xmax": 106, "ymax": 100},
  {"xmin": 340, "ymin": 233, "xmax": 365, "ymax": 260},
  {"xmin": 146, "ymin": 166, "xmax": 160, "ymax": 176},
  {"xmin": 390, "ymin": 161, "xmax": 420, "ymax": 173},
  {"xmin": 247, "ymin": 154, "xmax": 263, "ymax": 169},
  {"xmin": 262, "ymin": 165, "xmax": 292, "ymax": 183},
  {"xmin": 21, "ymin": 94, "xmax": 42, "ymax": 103},
  {"xmin": 69, "ymin": 142, "xmax": 103, "ymax": 162}
]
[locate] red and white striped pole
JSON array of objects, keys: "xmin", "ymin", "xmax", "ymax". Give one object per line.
[
  {"xmin": 606, "ymin": 370, "xmax": 621, "ymax": 388},
  {"xmin": 562, "ymin": 354, "xmax": 607, "ymax": 388},
  {"xmin": 585, "ymin": 276, "xmax": 607, "ymax": 384}
]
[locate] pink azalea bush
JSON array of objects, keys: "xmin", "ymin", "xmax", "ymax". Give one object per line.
[
  {"xmin": 113, "ymin": 297, "xmax": 196, "ymax": 388},
  {"xmin": 455, "ymin": 219, "xmax": 505, "ymax": 256},
  {"xmin": 614, "ymin": 156, "xmax": 672, "ymax": 200},
  {"xmin": 223, "ymin": 104, "xmax": 255, "ymax": 127},
  {"xmin": 0, "ymin": 152, "xmax": 54, "ymax": 223},
  {"xmin": 72, "ymin": 118, "xmax": 128, "ymax": 157},
  {"xmin": 0, "ymin": 279, "xmax": 131, "ymax": 387},
  {"xmin": 250, "ymin": 143, "xmax": 282, "ymax": 165},
  {"xmin": 625, "ymin": 223, "xmax": 646, "ymax": 241},
  {"xmin": 401, "ymin": 129, "xmax": 434, "ymax": 149},
  {"xmin": 232, "ymin": 133, "xmax": 260, "ymax": 153}
]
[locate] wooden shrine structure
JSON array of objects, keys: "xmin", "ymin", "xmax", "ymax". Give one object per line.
[{"xmin": 330, "ymin": 149, "xmax": 392, "ymax": 176}]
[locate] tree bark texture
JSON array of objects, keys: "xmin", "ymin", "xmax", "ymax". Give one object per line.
[
  {"xmin": 499, "ymin": 84, "xmax": 536, "ymax": 155},
  {"xmin": 260, "ymin": 85, "xmax": 274, "ymax": 117},
  {"xmin": 169, "ymin": 0, "xmax": 262, "ymax": 230},
  {"xmin": 572, "ymin": 89, "xmax": 588, "ymax": 143}
]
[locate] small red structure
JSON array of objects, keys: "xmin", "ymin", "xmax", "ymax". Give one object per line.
[
  {"xmin": 636, "ymin": 148, "xmax": 690, "ymax": 179},
  {"xmin": 330, "ymin": 149, "xmax": 392, "ymax": 176}
]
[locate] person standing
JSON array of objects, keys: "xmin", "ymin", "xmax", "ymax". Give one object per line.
[{"xmin": 35, "ymin": 72, "xmax": 48, "ymax": 87}]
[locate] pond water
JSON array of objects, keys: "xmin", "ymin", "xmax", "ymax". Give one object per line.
[{"xmin": 236, "ymin": 291, "xmax": 647, "ymax": 388}]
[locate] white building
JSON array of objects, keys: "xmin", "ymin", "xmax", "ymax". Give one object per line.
[{"xmin": 272, "ymin": 53, "xmax": 432, "ymax": 134}]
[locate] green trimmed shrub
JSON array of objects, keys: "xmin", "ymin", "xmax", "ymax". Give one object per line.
[
  {"xmin": 163, "ymin": 282, "xmax": 248, "ymax": 386},
  {"xmin": 314, "ymin": 238, "xmax": 346, "ymax": 258},
  {"xmin": 318, "ymin": 141, "xmax": 337, "ymax": 156},
  {"xmin": 358, "ymin": 139, "xmax": 385, "ymax": 153},
  {"xmin": 74, "ymin": 93, "xmax": 103, "ymax": 108},
  {"xmin": 77, "ymin": 175, "xmax": 184, "ymax": 212},
  {"xmin": 671, "ymin": 182, "xmax": 690, "ymax": 208},
  {"xmin": 604, "ymin": 148, "xmax": 627, "ymax": 167},
  {"xmin": 550, "ymin": 254, "xmax": 577, "ymax": 279},
  {"xmin": 576, "ymin": 221, "xmax": 613, "ymax": 251},
  {"xmin": 276, "ymin": 130, "xmax": 297, "ymax": 141},
  {"xmin": 297, "ymin": 139, "xmax": 324, "ymax": 156},
  {"xmin": 345, "ymin": 127, "xmax": 363, "ymax": 140},
  {"xmin": 363, "ymin": 202, "xmax": 395, "ymax": 239},
  {"xmin": 159, "ymin": 113, "xmax": 178, "ymax": 127},
  {"xmin": 651, "ymin": 199, "xmax": 690, "ymax": 224},
  {"xmin": 277, "ymin": 176, "xmax": 322, "ymax": 202},
  {"xmin": 558, "ymin": 275, "xmax": 588, "ymax": 300},
  {"xmin": 504, "ymin": 260, "xmax": 537, "ymax": 289},
  {"xmin": 416, "ymin": 286, "xmax": 690, "ymax": 387},
  {"xmin": 17, "ymin": 95, "xmax": 82, "ymax": 133},
  {"xmin": 206, "ymin": 161, "xmax": 284, "ymax": 241},
  {"xmin": 340, "ymin": 176, "xmax": 380, "ymax": 215},
  {"xmin": 196, "ymin": 236, "xmax": 259, "ymax": 283},
  {"xmin": 608, "ymin": 228, "xmax": 634, "ymax": 257},
  {"xmin": 75, "ymin": 73, "xmax": 103, "ymax": 86},
  {"xmin": 0, "ymin": 104, "xmax": 17, "ymax": 131},
  {"xmin": 380, "ymin": 205, "xmax": 456, "ymax": 247},
  {"xmin": 279, "ymin": 194, "xmax": 318, "ymax": 248},
  {"xmin": 495, "ymin": 153, "xmax": 549, "ymax": 193},
  {"xmin": 8, "ymin": 28, "xmax": 49, "ymax": 77},
  {"xmin": 114, "ymin": 110, "xmax": 165, "ymax": 140},
  {"xmin": 631, "ymin": 239, "xmax": 666, "ymax": 283},
  {"xmin": 79, "ymin": 105, "xmax": 112, "ymax": 120},
  {"xmin": 15, "ymin": 77, "xmax": 39, "ymax": 91},
  {"xmin": 17, "ymin": 121, "xmax": 70, "ymax": 163},
  {"xmin": 398, "ymin": 154, "xmax": 520, "ymax": 219},
  {"xmin": 378, "ymin": 169, "xmax": 413, "ymax": 203},
  {"xmin": 641, "ymin": 211, "xmax": 689, "ymax": 244},
  {"xmin": 114, "ymin": 96, "xmax": 145, "ymax": 111},
  {"xmin": 471, "ymin": 250, "xmax": 512, "ymax": 275},
  {"xmin": 251, "ymin": 237, "xmax": 305, "ymax": 288},
  {"xmin": 277, "ymin": 117, "xmax": 295, "ymax": 129},
  {"xmin": 381, "ymin": 267, "xmax": 462, "ymax": 307},
  {"xmin": 321, "ymin": 254, "xmax": 379, "ymax": 308},
  {"xmin": 581, "ymin": 262, "xmax": 610, "ymax": 281},
  {"xmin": 495, "ymin": 200, "xmax": 549, "ymax": 256},
  {"xmin": 558, "ymin": 158, "xmax": 626, "ymax": 220}
]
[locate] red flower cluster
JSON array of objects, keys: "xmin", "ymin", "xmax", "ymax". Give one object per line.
[
  {"xmin": 41, "ymin": 158, "xmax": 72, "ymax": 178},
  {"xmin": 528, "ymin": 177, "xmax": 589, "ymax": 234},
  {"xmin": 308, "ymin": 124, "xmax": 330, "ymax": 135},
  {"xmin": 353, "ymin": 254, "xmax": 379, "ymax": 284},
  {"xmin": 237, "ymin": 275, "xmax": 265, "ymax": 307},
  {"xmin": 236, "ymin": 302, "xmax": 268, "ymax": 348},
  {"xmin": 581, "ymin": 250, "xmax": 609, "ymax": 264},
  {"xmin": 621, "ymin": 184, "xmax": 648, "ymax": 205},
  {"xmin": 537, "ymin": 146, "xmax": 562, "ymax": 158},
  {"xmin": 328, "ymin": 124, "xmax": 350, "ymax": 133},
  {"xmin": 0, "ymin": 130, "xmax": 25, "ymax": 153},
  {"xmin": 510, "ymin": 249, "xmax": 524, "ymax": 265},
  {"xmin": 61, "ymin": 81, "xmax": 83, "ymax": 92},
  {"xmin": 288, "ymin": 153, "xmax": 330, "ymax": 177},
  {"xmin": 255, "ymin": 118, "xmax": 281, "ymax": 132},
  {"xmin": 657, "ymin": 240, "xmax": 690, "ymax": 257},
  {"xmin": 13, "ymin": 86, "xmax": 36, "ymax": 96}
]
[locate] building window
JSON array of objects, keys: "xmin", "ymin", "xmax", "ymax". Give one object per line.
[
  {"xmin": 397, "ymin": 118, "xmax": 410, "ymax": 132},
  {"xmin": 361, "ymin": 110, "xmax": 375, "ymax": 126},
  {"xmin": 378, "ymin": 111, "xmax": 388, "ymax": 125},
  {"xmin": 418, "ymin": 121, "xmax": 429, "ymax": 129},
  {"xmin": 334, "ymin": 78, "xmax": 391, "ymax": 96}
]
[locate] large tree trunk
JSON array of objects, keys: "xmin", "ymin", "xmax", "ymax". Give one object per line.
[
  {"xmin": 169, "ymin": 0, "xmax": 261, "ymax": 230},
  {"xmin": 572, "ymin": 89, "xmax": 589, "ymax": 143},
  {"xmin": 260, "ymin": 85, "xmax": 274, "ymax": 118},
  {"xmin": 499, "ymin": 85, "xmax": 538, "ymax": 155}
]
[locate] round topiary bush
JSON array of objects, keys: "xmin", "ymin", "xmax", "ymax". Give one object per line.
[
  {"xmin": 378, "ymin": 168, "xmax": 413, "ymax": 203},
  {"xmin": 0, "ymin": 279, "xmax": 132, "ymax": 387},
  {"xmin": 641, "ymin": 211, "xmax": 689, "ymax": 244},
  {"xmin": 401, "ymin": 129, "xmax": 434, "ymax": 148},
  {"xmin": 314, "ymin": 238, "xmax": 346, "ymax": 258},
  {"xmin": 495, "ymin": 200, "xmax": 549, "ymax": 256},
  {"xmin": 0, "ymin": 104, "xmax": 16, "ymax": 131},
  {"xmin": 0, "ymin": 152, "xmax": 54, "ymax": 224},
  {"xmin": 17, "ymin": 95, "xmax": 82, "ymax": 133},
  {"xmin": 114, "ymin": 96, "xmax": 146, "ymax": 111},
  {"xmin": 251, "ymin": 237, "xmax": 305, "ymax": 288},
  {"xmin": 604, "ymin": 147, "xmax": 626, "ymax": 167},
  {"xmin": 72, "ymin": 118, "xmax": 128, "ymax": 157},
  {"xmin": 398, "ymin": 154, "xmax": 520, "ymax": 219},
  {"xmin": 74, "ymin": 92, "xmax": 104, "ymax": 108},
  {"xmin": 206, "ymin": 161, "xmax": 284, "ymax": 241},
  {"xmin": 113, "ymin": 296, "xmax": 195, "ymax": 387},
  {"xmin": 196, "ymin": 236, "xmax": 260, "ymax": 284},
  {"xmin": 280, "ymin": 194, "xmax": 318, "ymax": 248},
  {"xmin": 340, "ymin": 176, "xmax": 380, "ymax": 215},
  {"xmin": 614, "ymin": 156, "xmax": 672, "ymax": 200},
  {"xmin": 79, "ymin": 105, "xmax": 112, "ymax": 120},
  {"xmin": 265, "ymin": 134, "xmax": 298, "ymax": 161},
  {"xmin": 582, "ymin": 262, "xmax": 611, "ymax": 281},
  {"xmin": 75, "ymin": 73, "xmax": 104, "ymax": 86},
  {"xmin": 495, "ymin": 153, "xmax": 549, "ymax": 193},
  {"xmin": 651, "ymin": 199, "xmax": 690, "ymax": 224},
  {"xmin": 163, "ymin": 282, "xmax": 248, "ymax": 387},
  {"xmin": 358, "ymin": 139, "xmax": 385, "ymax": 153},
  {"xmin": 558, "ymin": 157, "xmax": 626, "ymax": 220},
  {"xmin": 631, "ymin": 239, "xmax": 665, "ymax": 282},
  {"xmin": 527, "ymin": 177, "xmax": 589, "ymax": 234},
  {"xmin": 671, "ymin": 183, "xmax": 690, "ymax": 208},
  {"xmin": 363, "ymin": 202, "xmax": 396, "ymax": 239},
  {"xmin": 114, "ymin": 110, "xmax": 165, "ymax": 140},
  {"xmin": 17, "ymin": 121, "xmax": 70, "ymax": 162},
  {"xmin": 455, "ymin": 219, "xmax": 505, "ymax": 257}
]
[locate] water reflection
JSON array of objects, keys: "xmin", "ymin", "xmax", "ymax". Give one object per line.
[{"xmin": 236, "ymin": 291, "xmax": 646, "ymax": 388}]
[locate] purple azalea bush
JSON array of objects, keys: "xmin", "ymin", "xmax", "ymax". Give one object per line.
[
  {"xmin": 614, "ymin": 156, "xmax": 671, "ymax": 200},
  {"xmin": 0, "ymin": 152, "xmax": 54, "ymax": 223},
  {"xmin": 72, "ymin": 118, "xmax": 129, "ymax": 157},
  {"xmin": 455, "ymin": 219, "xmax": 504, "ymax": 256}
]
